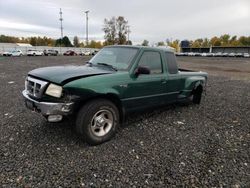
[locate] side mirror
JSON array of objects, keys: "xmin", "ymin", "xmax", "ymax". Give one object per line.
[{"xmin": 135, "ymin": 66, "xmax": 150, "ymax": 77}]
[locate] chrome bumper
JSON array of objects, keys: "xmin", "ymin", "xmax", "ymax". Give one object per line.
[{"xmin": 22, "ymin": 90, "xmax": 74, "ymax": 116}]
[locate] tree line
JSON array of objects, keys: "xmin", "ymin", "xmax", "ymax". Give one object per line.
[
  {"xmin": 188, "ymin": 34, "xmax": 250, "ymax": 48},
  {"xmin": 150, "ymin": 34, "xmax": 250, "ymax": 51},
  {"xmin": 0, "ymin": 34, "xmax": 103, "ymax": 49}
]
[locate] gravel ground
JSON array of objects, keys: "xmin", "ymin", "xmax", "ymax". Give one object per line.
[{"xmin": 0, "ymin": 56, "xmax": 249, "ymax": 187}]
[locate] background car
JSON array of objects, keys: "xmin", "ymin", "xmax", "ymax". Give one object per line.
[
  {"xmin": 175, "ymin": 52, "xmax": 184, "ymax": 56},
  {"xmin": 243, "ymin": 53, "xmax": 250, "ymax": 58},
  {"xmin": 187, "ymin": 52, "xmax": 195, "ymax": 56},
  {"xmin": 3, "ymin": 51, "xmax": 12, "ymax": 56},
  {"xmin": 206, "ymin": 53, "xmax": 214, "ymax": 57},
  {"xmin": 235, "ymin": 53, "xmax": 243, "ymax": 57},
  {"xmin": 3, "ymin": 50, "xmax": 23, "ymax": 56},
  {"xmin": 214, "ymin": 52, "xmax": 223, "ymax": 57},
  {"xmin": 63, "ymin": 50, "xmax": 77, "ymax": 56},
  {"xmin": 79, "ymin": 51, "xmax": 91, "ymax": 56},
  {"xmin": 27, "ymin": 50, "xmax": 44, "ymax": 56},
  {"xmin": 222, "ymin": 53, "xmax": 229, "ymax": 57},
  {"xmin": 228, "ymin": 53, "xmax": 236, "ymax": 57},
  {"xmin": 43, "ymin": 49, "xmax": 58, "ymax": 56}
]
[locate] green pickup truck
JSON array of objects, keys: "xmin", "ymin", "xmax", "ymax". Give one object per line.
[{"xmin": 23, "ymin": 45, "xmax": 207, "ymax": 145}]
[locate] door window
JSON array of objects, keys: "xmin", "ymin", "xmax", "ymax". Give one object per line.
[
  {"xmin": 138, "ymin": 51, "xmax": 162, "ymax": 74},
  {"xmin": 165, "ymin": 52, "xmax": 178, "ymax": 74}
]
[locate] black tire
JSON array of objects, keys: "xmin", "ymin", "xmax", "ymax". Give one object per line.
[
  {"xmin": 192, "ymin": 85, "xmax": 203, "ymax": 104},
  {"xmin": 76, "ymin": 99, "xmax": 120, "ymax": 145}
]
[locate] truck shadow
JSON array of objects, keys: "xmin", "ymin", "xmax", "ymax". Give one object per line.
[
  {"xmin": 35, "ymin": 101, "xmax": 196, "ymax": 146},
  {"xmin": 122, "ymin": 101, "xmax": 193, "ymax": 127}
]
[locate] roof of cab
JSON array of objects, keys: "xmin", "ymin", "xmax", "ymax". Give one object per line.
[{"xmin": 105, "ymin": 45, "xmax": 174, "ymax": 53}]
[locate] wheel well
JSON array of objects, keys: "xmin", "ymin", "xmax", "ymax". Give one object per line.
[{"xmin": 75, "ymin": 94, "xmax": 125, "ymax": 123}]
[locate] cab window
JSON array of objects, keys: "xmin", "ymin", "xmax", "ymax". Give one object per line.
[
  {"xmin": 165, "ymin": 52, "xmax": 178, "ymax": 74},
  {"xmin": 138, "ymin": 51, "xmax": 162, "ymax": 74}
]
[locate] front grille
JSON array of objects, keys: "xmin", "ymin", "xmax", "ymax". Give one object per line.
[{"xmin": 25, "ymin": 77, "xmax": 48, "ymax": 98}]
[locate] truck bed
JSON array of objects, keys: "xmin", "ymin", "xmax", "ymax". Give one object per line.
[{"xmin": 178, "ymin": 68, "xmax": 195, "ymax": 72}]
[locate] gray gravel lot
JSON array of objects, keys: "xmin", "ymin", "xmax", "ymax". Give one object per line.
[{"xmin": 0, "ymin": 56, "xmax": 249, "ymax": 187}]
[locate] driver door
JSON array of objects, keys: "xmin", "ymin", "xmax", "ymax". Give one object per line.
[{"xmin": 123, "ymin": 51, "xmax": 167, "ymax": 111}]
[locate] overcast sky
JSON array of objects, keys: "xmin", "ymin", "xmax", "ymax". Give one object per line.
[{"xmin": 0, "ymin": 0, "xmax": 249, "ymax": 44}]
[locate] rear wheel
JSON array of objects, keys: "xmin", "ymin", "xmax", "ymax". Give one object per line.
[
  {"xmin": 192, "ymin": 85, "xmax": 203, "ymax": 104},
  {"xmin": 76, "ymin": 99, "xmax": 119, "ymax": 145}
]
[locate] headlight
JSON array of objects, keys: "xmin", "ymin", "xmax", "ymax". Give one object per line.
[{"xmin": 45, "ymin": 83, "xmax": 63, "ymax": 98}]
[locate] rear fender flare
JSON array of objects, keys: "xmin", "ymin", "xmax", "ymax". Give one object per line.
[{"xmin": 185, "ymin": 76, "xmax": 206, "ymax": 91}]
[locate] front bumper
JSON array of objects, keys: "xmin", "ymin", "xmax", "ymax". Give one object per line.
[{"xmin": 22, "ymin": 90, "xmax": 74, "ymax": 116}]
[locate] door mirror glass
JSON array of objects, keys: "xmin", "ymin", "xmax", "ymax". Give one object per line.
[{"xmin": 135, "ymin": 66, "xmax": 150, "ymax": 77}]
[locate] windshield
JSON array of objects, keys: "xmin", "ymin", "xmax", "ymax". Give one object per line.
[{"xmin": 90, "ymin": 47, "xmax": 138, "ymax": 70}]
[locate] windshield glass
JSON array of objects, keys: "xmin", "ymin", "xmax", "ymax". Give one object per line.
[{"xmin": 90, "ymin": 47, "xmax": 138, "ymax": 70}]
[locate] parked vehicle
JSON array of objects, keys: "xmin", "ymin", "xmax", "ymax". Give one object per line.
[
  {"xmin": 3, "ymin": 51, "xmax": 12, "ymax": 56},
  {"xmin": 22, "ymin": 45, "xmax": 208, "ymax": 145},
  {"xmin": 235, "ymin": 53, "xmax": 243, "ymax": 57},
  {"xmin": 194, "ymin": 53, "xmax": 201, "ymax": 57},
  {"xmin": 175, "ymin": 52, "xmax": 184, "ymax": 56},
  {"xmin": 43, "ymin": 49, "xmax": 58, "ymax": 56},
  {"xmin": 3, "ymin": 50, "xmax": 23, "ymax": 56},
  {"xmin": 201, "ymin": 53, "xmax": 207, "ymax": 57},
  {"xmin": 243, "ymin": 53, "xmax": 250, "ymax": 58},
  {"xmin": 80, "ymin": 51, "xmax": 91, "ymax": 56},
  {"xmin": 206, "ymin": 53, "xmax": 214, "ymax": 57},
  {"xmin": 63, "ymin": 50, "xmax": 77, "ymax": 56},
  {"xmin": 12, "ymin": 50, "xmax": 23, "ymax": 56},
  {"xmin": 214, "ymin": 52, "xmax": 223, "ymax": 57},
  {"xmin": 27, "ymin": 50, "xmax": 44, "ymax": 56},
  {"xmin": 228, "ymin": 53, "xmax": 236, "ymax": 57},
  {"xmin": 222, "ymin": 53, "xmax": 229, "ymax": 57},
  {"xmin": 188, "ymin": 52, "xmax": 195, "ymax": 56}
]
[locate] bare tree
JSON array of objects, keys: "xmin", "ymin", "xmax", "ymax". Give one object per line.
[
  {"xmin": 103, "ymin": 16, "xmax": 129, "ymax": 45},
  {"xmin": 142, "ymin": 40, "xmax": 149, "ymax": 46}
]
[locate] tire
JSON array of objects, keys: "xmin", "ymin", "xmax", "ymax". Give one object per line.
[
  {"xmin": 192, "ymin": 86, "xmax": 203, "ymax": 104},
  {"xmin": 76, "ymin": 99, "xmax": 120, "ymax": 145}
]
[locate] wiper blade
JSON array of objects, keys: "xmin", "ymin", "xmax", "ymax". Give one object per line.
[{"xmin": 97, "ymin": 63, "xmax": 117, "ymax": 71}]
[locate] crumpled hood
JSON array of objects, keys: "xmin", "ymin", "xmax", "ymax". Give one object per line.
[{"xmin": 28, "ymin": 65, "xmax": 113, "ymax": 85}]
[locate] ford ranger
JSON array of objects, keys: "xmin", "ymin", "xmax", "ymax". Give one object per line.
[{"xmin": 22, "ymin": 45, "xmax": 208, "ymax": 145}]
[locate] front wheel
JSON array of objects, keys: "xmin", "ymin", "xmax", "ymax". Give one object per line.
[{"xmin": 76, "ymin": 99, "xmax": 120, "ymax": 145}]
